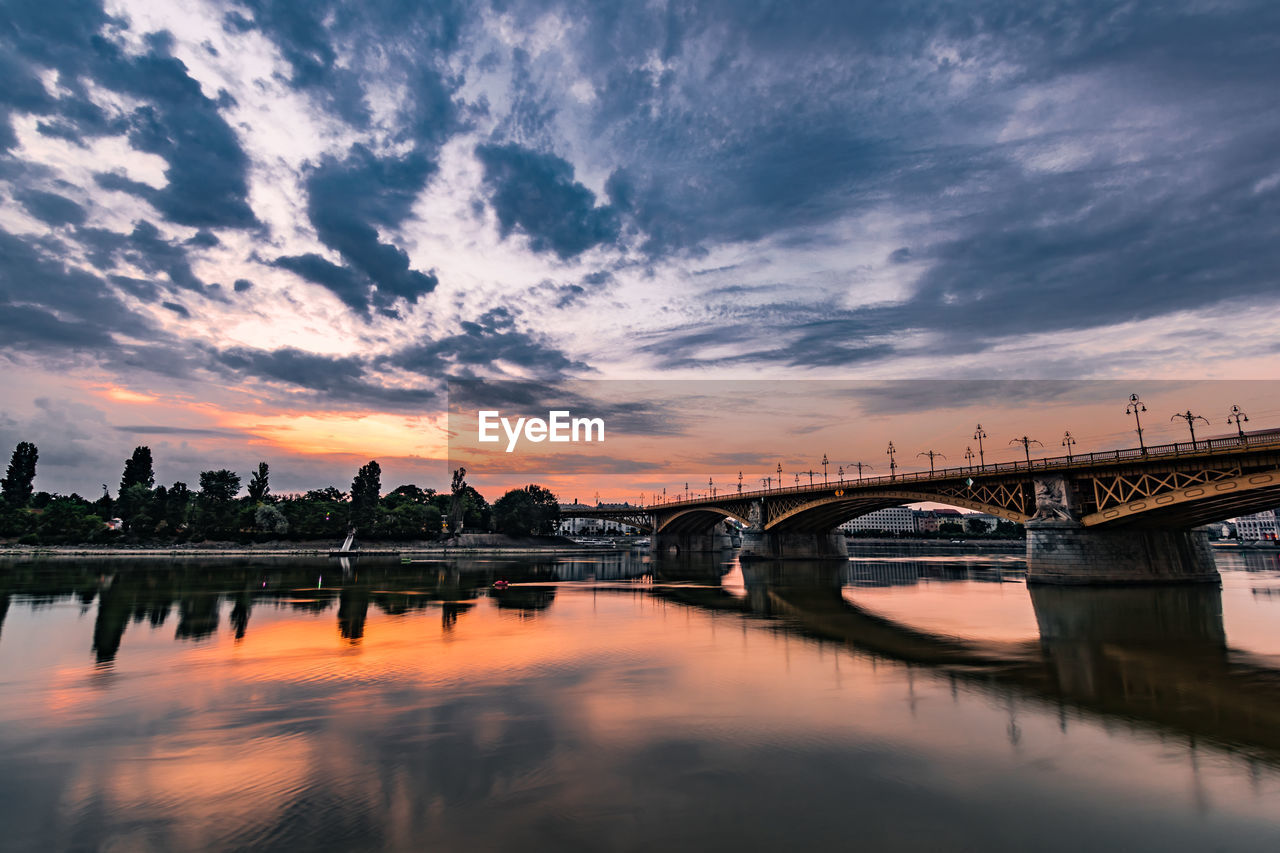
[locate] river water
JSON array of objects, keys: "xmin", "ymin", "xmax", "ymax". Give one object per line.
[{"xmin": 1, "ymin": 546, "xmax": 1280, "ymax": 851}]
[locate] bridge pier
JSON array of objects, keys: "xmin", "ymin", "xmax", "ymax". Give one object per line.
[
  {"xmin": 1025, "ymin": 520, "xmax": 1219, "ymax": 585},
  {"xmin": 739, "ymin": 529, "xmax": 849, "ymax": 560},
  {"xmin": 654, "ymin": 526, "xmax": 734, "ymax": 554}
]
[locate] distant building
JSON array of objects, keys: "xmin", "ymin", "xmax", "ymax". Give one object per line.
[
  {"xmin": 1235, "ymin": 510, "xmax": 1278, "ymax": 541},
  {"xmin": 558, "ymin": 502, "xmax": 643, "ymax": 535},
  {"xmin": 839, "ymin": 506, "xmax": 915, "ymax": 534},
  {"xmin": 913, "ymin": 509, "xmax": 940, "ymax": 533}
]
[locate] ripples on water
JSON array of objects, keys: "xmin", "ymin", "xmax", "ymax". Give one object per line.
[{"xmin": 1, "ymin": 547, "xmax": 1280, "ymax": 851}]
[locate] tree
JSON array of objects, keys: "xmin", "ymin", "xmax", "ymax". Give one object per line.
[
  {"xmin": 939, "ymin": 520, "xmax": 964, "ymax": 535},
  {"xmin": 493, "ymin": 488, "xmax": 537, "ymax": 536},
  {"xmin": 166, "ymin": 482, "xmax": 192, "ymax": 531},
  {"xmin": 1, "ymin": 442, "xmax": 38, "ymax": 507},
  {"xmin": 350, "ymin": 460, "xmax": 382, "ymax": 531},
  {"xmin": 120, "ymin": 446, "xmax": 155, "ymax": 492},
  {"xmin": 965, "ymin": 518, "xmax": 990, "ymax": 536},
  {"xmin": 254, "ymin": 503, "xmax": 289, "ymax": 534},
  {"xmin": 197, "ymin": 469, "xmax": 241, "ymax": 535},
  {"xmin": 247, "ymin": 462, "xmax": 271, "ymax": 502},
  {"xmin": 447, "ymin": 467, "xmax": 468, "ymax": 533},
  {"xmin": 492, "ymin": 485, "xmax": 560, "ymax": 536}
]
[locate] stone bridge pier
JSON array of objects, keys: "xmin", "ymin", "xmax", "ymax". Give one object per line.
[
  {"xmin": 739, "ymin": 498, "xmax": 848, "ymax": 561},
  {"xmin": 1025, "ymin": 475, "xmax": 1219, "ymax": 585},
  {"xmin": 653, "ymin": 521, "xmax": 734, "ymax": 554}
]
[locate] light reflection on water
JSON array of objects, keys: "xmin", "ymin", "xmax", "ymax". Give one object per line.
[{"xmin": 1, "ymin": 548, "xmax": 1279, "ymax": 851}]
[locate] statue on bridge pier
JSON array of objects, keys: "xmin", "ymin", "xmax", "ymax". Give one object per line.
[{"xmin": 1030, "ymin": 475, "xmax": 1076, "ymax": 523}]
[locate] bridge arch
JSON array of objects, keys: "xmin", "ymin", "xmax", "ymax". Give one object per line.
[
  {"xmin": 765, "ymin": 490, "xmax": 1029, "ymax": 533},
  {"xmin": 656, "ymin": 506, "xmax": 751, "ymax": 535}
]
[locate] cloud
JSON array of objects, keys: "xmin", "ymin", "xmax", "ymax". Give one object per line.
[
  {"xmin": 476, "ymin": 143, "xmax": 620, "ymax": 259},
  {"xmin": 14, "ymin": 188, "xmax": 87, "ymax": 226},
  {"xmin": 295, "ymin": 145, "xmax": 441, "ymax": 314}
]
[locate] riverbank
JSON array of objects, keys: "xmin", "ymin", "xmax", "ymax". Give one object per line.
[
  {"xmin": 845, "ymin": 537, "xmax": 1026, "ymax": 553},
  {"xmin": 0, "ymin": 533, "xmax": 622, "ymax": 559}
]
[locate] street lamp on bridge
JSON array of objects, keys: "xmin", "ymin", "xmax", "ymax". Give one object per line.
[
  {"xmin": 916, "ymin": 450, "xmax": 946, "ymax": 475},
  {"xmin": 738, "ymin": 471, "xmax": 743, "ymax": 493},
  {"xmin": 777, "ymin": 462, "xmax": 783, "ymax": 491},
  {"xmin": 1126, "ymin": 394, "xmax": 1148, "ymax": 454},
  {"xmin": 1171, "ymin": 410, "xmax": 1210, "ymax": 448},
  {"xmin": 822, "ymin": 453, "xmax": 829, "ymax": 484},
  {"xmin": 709, "ymin": 476, "xmax": 715, "ymax": 498},
  {"xmin": 1228, "ymin": 405, "xmax": 1250, "ymax": 442},
  {"xmin": 887, "ymin": 442, "xmax": 898, "ymax": 480},
  {"xmin": 1010, "ymin": 436, "xmax": 1043, "ymax": 466},
  {"xmin": 1062, "ymin": 431, "xmax": 1076, "ymax": 463},
  {"xmin": 973, "ymin": 424, "xmax": 988, "ymax": 470},
  {"xmin": 848, "ymin": 461, "xmax": 874, "ymax": 481},
  {"xmin": 964, "ymin": 446, "xmax": 975, "ymax": 471}
]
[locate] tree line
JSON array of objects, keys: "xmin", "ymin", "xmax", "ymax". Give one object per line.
[{"xmin": 0, "ymin": 442, "xmax": 560, "ymax": 545}]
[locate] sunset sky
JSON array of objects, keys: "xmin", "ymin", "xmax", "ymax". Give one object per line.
[{"xmin": 3, "ymin": 0, "xmax": 1280, "ymax": 498}]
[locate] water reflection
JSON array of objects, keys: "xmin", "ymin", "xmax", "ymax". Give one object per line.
[{"xmin": 1, "ymin": 551, "xmax": 1280, "ymax": 850}]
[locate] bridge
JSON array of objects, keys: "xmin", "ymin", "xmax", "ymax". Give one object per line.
[{"xmin": 563, "ymin": 430, "xmax": 1280, "ymax": 584}]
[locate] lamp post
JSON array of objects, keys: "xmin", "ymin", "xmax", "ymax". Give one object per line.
[
  {"xmin": 738, "ymin": 471, "xmax": 743, "ymax": 494},
  {"xmin": 1062, "ymin": 431, "xmax": 1076, "ymax": 463},
  {"xmin": 849, "ymin": 461, "xmax": 874, "ymax": 481},
  {"xmin": 887, "ymin": 442, "xmax": 897, "ymax": 480},
  {"xmin": 973, "ymin": 424, "xmax": 988, "ymax": 470},
  {"xmin": 1171, "ymin": 410, "xmax": 1209, "ymax": 449},
  {"xmin": 1228, "ymin": 405, "xmax": 1249, "ymax": 442},
  {"xmin": 1010, "ymin": 436, "xmax": 1043, "ymax": 466},
  {"xmin": 709, "ymin": 476, "xmax": 714, "ymax": 498},
  {"xmin": 821, "ymin": 453, "xmax": 829, "ymax": 484},
  {"xmin": 964, "ymin": 446, "xmax": 975, "ymax": 471},
  {"xmin": 916, "ymin": 450, "xmax": 946, "ymax": 475},
  {"xmin": 1126, "ymin": 394, "xmax": 1148, "ymax": 454},
  {"xmin": 837, "ymin": 465, "xmax": 844, "ymax": 483}
]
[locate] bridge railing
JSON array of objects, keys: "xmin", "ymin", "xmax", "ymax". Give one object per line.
[{"xmin": 645, "ymin": 431, "xmax": 1280, "ymax": 509}]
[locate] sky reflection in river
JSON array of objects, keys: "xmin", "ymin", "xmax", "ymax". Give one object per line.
[{"xmin": 2, "ymin": 549, "xmax": 1280, "ymax": 851}]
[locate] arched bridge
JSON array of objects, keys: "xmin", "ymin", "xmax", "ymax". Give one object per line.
[{"xmin": 563, "ymin": 431, "xmax": 1280, "ymax": 584}]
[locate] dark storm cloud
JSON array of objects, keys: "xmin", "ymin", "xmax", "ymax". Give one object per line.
[
  {"xmin": 295, "ymin": 145, "xmax": 441, "ymax": 315},
  {"xmin": 214, "ymin": 346, "xmax": 440, "ymax": 409},
  {"xmin": 112, "ymin": 425, "xmax": 241, "ymax": 437},
  {"xmin": 392, "ymin": 307, "xmax": 586, "ymax": 379},
  {"xmin": 2, "ymin": 0, "xmax": 258, "ymax": 228},
  {"xmin": 481, "ymin": 0, "xmax": 1280, "ymax": 359},
  {"xmin": 226, "ymin": 0, "xmax": 467, "ymax": 129},
  {"xmin": 0, "ymin": 227, "xmax": 154, "ymax": 354},
  {"xmin": 14, "ymin": 188, "xmax": 86, "ymax": 226},
  {"xmin": 476, "ymin": 143, "xmax": 620, "ymax": 259}
]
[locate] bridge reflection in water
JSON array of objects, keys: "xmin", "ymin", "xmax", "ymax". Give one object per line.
[
  {"xmin": 647, "ymin": 553, "xmax": 1280, "ymax": 765},
  {"xmin": 3, "ymin": 551, "xmax": 1280, "ymax": 769}
]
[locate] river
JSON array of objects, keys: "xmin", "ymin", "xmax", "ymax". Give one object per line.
[{"xmin": 1, "ymin": 546, "xmax": 1279, "ymax": 851}]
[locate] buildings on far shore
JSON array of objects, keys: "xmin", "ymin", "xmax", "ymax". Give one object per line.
[
  {"xmin": 838, "ymin": 507, "xmax": 1008, "ymax": 536},
  {"xmin": 1234, "ymin": 510, "xmax": 1278, "ymax": 542}
]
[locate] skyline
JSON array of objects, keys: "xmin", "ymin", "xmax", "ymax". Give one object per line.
[{"xmin": 4, "ymin": 1, "xmax": 1280, "ymax": 494}]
